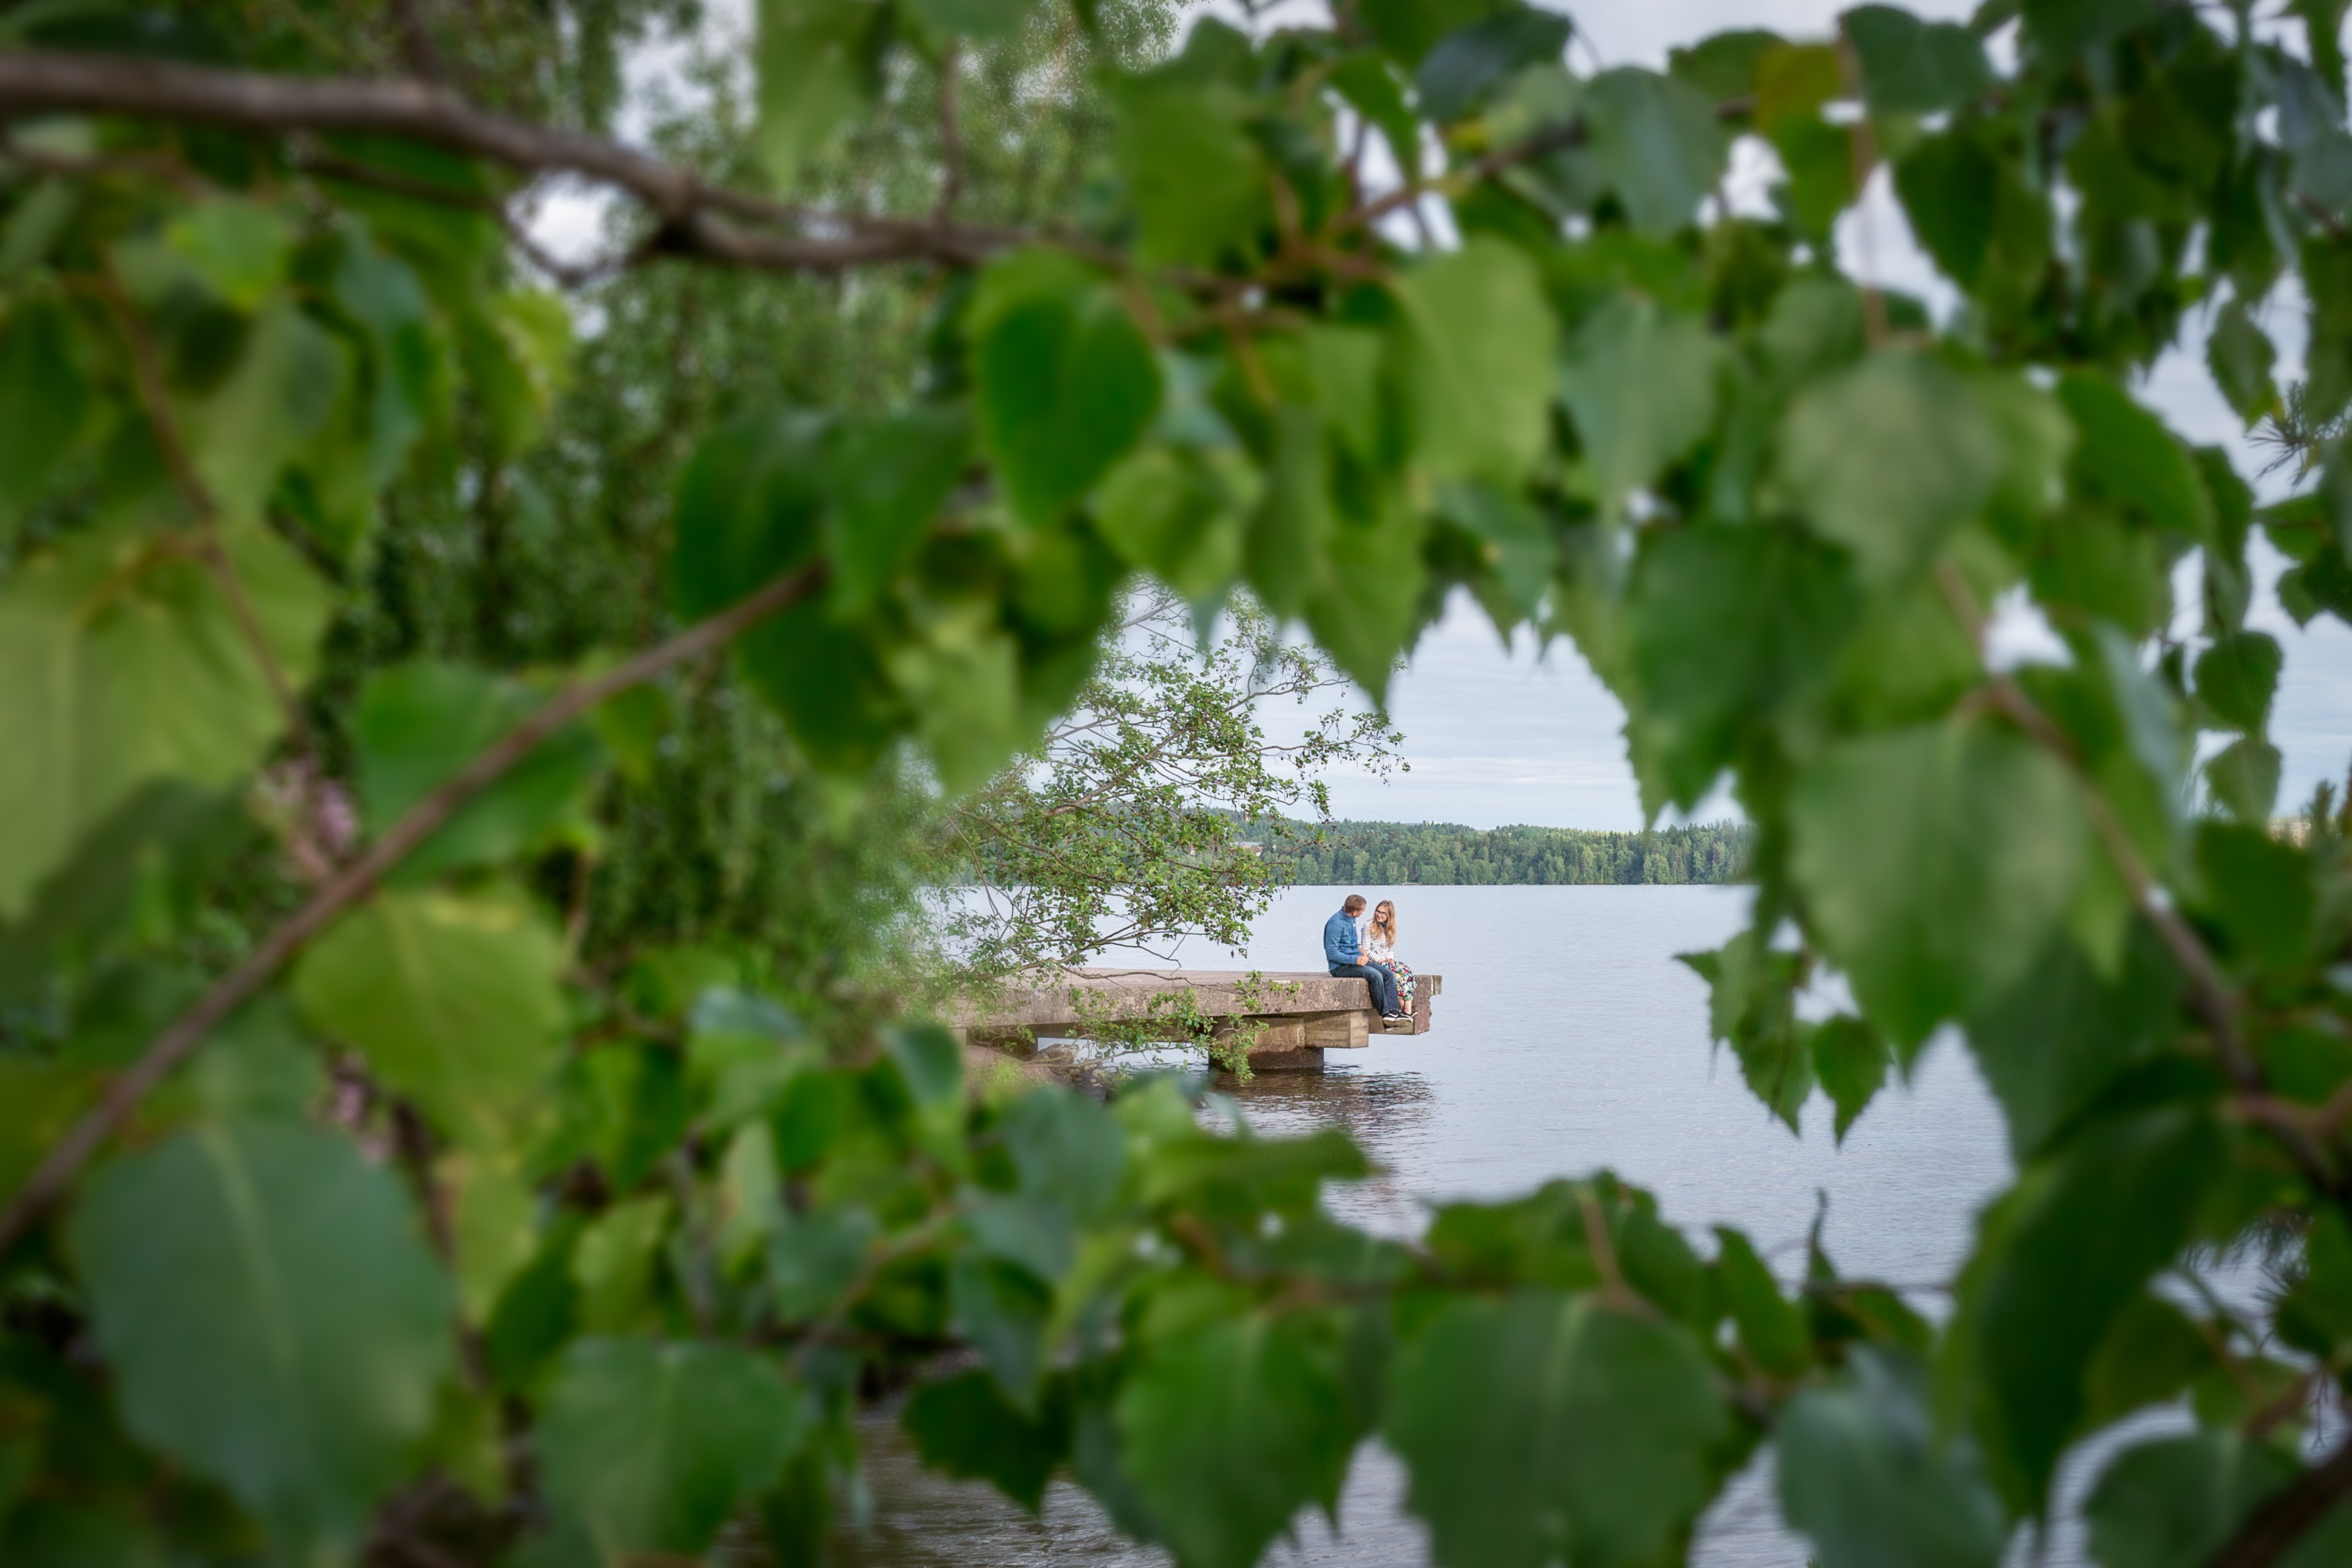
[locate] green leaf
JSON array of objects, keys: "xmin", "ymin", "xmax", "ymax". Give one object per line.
[
  {"xmin": 1391, "ymin": 237, "xmax": 1557, "ymax": 482},
  {"xmin": 182, "ymin": 299, "xmax": 347, "ymax": 526},
  {"xmin": 1772, "ymin": 115, "xmax": 1861, "ymax": 240},
  {"xmin": 69, "ymin": 1121, "xmax": 453, "ymax": 1559},
  {"xmin": 2083, "ymin": 1292, "xmax": 2216, "ymax": 1431},
  {"xmin": 2193, "ymin": 821, "xmax": 2314, "ymax": 971},
  {"xmin": 1091, "ymin": 444, "xmax": 1251, "ymax": 599},
  {"xmin": 2207, "ymin": 296, "xmax": 2279, "ymax": 423},
  {"xmin": 904, "ymin": 1368, "xmax": 1073, "ymax": 1511},
  {"xmin": 1000, "ymin": 1085, "xmax": 1128, "ymax": 1223},
  {"xmin": 670, "ymin": 409, "xmax": 830, "ymax": 622},
  {"xmin": 0, "ymin": 294, "xmax": 93, "ymax": 535},
  {"xmin": 767, "ymin": 1205, "xmax": 879, "ymax": 1321},
  {"xmin": 755, "ymin": 0, "xmax": 892, "ymax": 189},
  {"xmin": 1843, "ymin": 5, "xmax": 1993, "ymax": 116},
  {"xmin": 460, "ymin": 289, "xmax": 572, "ymax": 458},
  {"xmin": 1415, "ymin": 8, "xmax": 1572, "ymax": 123},
  {"xmin": 1356, "ymin": 0, "xmax": 1514, "ymax": 65},
  {"xmin": 1558, "ymin": 297, "xmax": 1723, "ymax": 517},
  {"xmin": 1668, "ymin": 29, "xmax": 1787, "ymax": 103},
  {"xmin": 1788, "ymin": 720, "xmax": 2088, "ymax": 1048},
  {"xmin": 2193, "ymin": 630, "xmax": 2281, "ymax": 731},
  {"xmin": 827, "ymin": 406, "xmax": 970, "ymax": 609},
  {"xmin": 537, "ymin": 1338, "xmax": 807, "ymax": 1565},
  {"xmin": 0, "ymin": 517, "xmax": 329, "ymax": 919},
  {"xmin": 1961, "ymin": 920, "xmax": 2178, "ymax": 1161},
  {"xmin": 950, "ymin": 1253, "xmax": 1052, "ymax": 1408},
  {"xmin": 973, "ymin": 260, "xmax": 1160, "ymax": 526},
  {"xmin": 1964, "ymin": 1106, "xmax": 2223, "ymax": 1504},
  {"xmin": 1387, "ymin": 1291, "xmax": 1727, "ymax": 1568},
  {"xmin": 1118, "ymin": 1312, "xmax": 1360, "ymax": 1568},
  {"xmin": 1715, "ymin": 1226, "xmax": 1809, "ymax": 1376},
  {"xmin": 1777, "ymin": 1346, "xmax": 2004, "ymax": 1568},
  {"xmin": 165, "ymin": 199, "xmax": 294, "ymax": 312},
  {"xmin": 1581, "ymin": 68, "xmax": 1727, "ymax": 236},
  {"xmin": 2057, "ymin": 374, "xmax": 2214, "ymax": 541},
  {"xmin": 354, "ymin": 661, "xmax": 604, "ymax": 881},
  {"xmin": 1628, "ymin": 524, "xmax": 1860, "ymax": 812},
  {"xmin": 1114, "ymin": 78, "xmax": 1268, "ymax": 266},
  {"xmin": 2205, "ymin": 735, "xmax": 2281, "ymax": 822},
  {"xmin": 2085, "ymin": 1430, "xmax": 2352, "ymax": 1568},
  {"xmin": 1780, "ymin": 352, "xmax": 2006, "ymax": 581},
  {"xmin": 571, "ymin": 1195, "xmax": 672, "ymax": 1335},
  {"xmin": 291, "ymin": 886, "xmax": 567, "ymax": 1145},
  {"xmin": 1812, "ymin": 1014, "xmax": 1891, "ymax": 1144},
  {"xmin": 1682, "ymin": 930, "xmax": 1814, "ymax": 1130},
  {"xmin": 1329, "ymin": 54, "xmax": 1422, "ymax": 175}
]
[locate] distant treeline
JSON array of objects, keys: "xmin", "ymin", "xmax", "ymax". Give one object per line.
[{"xmin": 1263, "ymin": 820, "xmax": 1755, "ymax": 886}]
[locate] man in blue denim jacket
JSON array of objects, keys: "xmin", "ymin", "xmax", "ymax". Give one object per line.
[{"xmin": 1324, "ymin": 894, "xmax": 1402, "ymax": 1017}]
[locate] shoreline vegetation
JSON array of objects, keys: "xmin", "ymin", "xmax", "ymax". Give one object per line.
[{"xmin": 1260, "ymin": 820, "xmax": 1754, "ymax": 886}]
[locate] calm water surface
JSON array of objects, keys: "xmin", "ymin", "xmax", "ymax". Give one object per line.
[{"xmin": 826, "ymin": 885, "xmax": 2022, "ymax": 1567}]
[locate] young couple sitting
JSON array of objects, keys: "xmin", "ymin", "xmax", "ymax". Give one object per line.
[{"xmin": 1322, "ymin": 894, "xmax": 1414, "ymax": 1022}]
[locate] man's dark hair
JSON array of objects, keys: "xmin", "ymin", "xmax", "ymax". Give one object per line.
[{"xmin": 1342, "ymin": 895, "xmax": 1367, "ymax": 914}]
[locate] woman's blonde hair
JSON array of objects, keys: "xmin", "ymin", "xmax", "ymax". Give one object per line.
[{"xmin": 1372, "ymin": 900, "xmax": 1398, "ymax": 937}]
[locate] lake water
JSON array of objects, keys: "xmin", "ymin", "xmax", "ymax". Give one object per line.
[{"xmin": 829, "ymin": 884, "xmax": 2022, "ymax": 1567}]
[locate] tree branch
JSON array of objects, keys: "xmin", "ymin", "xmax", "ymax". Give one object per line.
[
  {"xmin": 2209, "ymin": 1433, "xmax": 2352, "ymax": 1568},
  {"xmin": 0, "ymin": 562, "xmax": 827, "ymax": 1253},
  {"xmin": 0, "ymin": 48, "xmax": 1027, "ymax": 275}
]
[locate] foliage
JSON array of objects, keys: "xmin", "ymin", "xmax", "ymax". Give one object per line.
[
  {"xmin": 1269, "ymin": 818, "xmax": 1755, "ymax": 886},
  {"xmin": 7, "ymin": 0, "xmax": 2352, "ymax": 1565},
  {"xmin": 937, "ymin": 589, "xmax": 1402, "ymax": 972}
]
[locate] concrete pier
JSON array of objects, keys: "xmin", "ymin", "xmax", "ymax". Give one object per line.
[{"xmin": 951, "ymin": 968, "xmax": 1441, "ymax": 1071}]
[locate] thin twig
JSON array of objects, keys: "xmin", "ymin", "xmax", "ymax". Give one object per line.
[
  {"xmin": 2210, "ymin": 1433, "xmax": 2352, "ymax": 1568},
  {"xmin": 1933, "ymin": 566, "xmax": 2344, "ymax": 1202},
  {"xmin": 388, "ymin": 0, "xmax": 450, "ymax": 83},
  {"xmin": 0, "ymin": 563, "xmax": 827, "ymax": 1252},
  {"xmin": 92, "ymin": 268, "xmax": 316, "ymax": 760},
  {"xmin": 935, "ymin": 43, "xmax": 963, "ymax": 223}
]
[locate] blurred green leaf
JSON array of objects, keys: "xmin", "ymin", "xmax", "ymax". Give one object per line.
[
  {"xmin": 292, "ymin": 886, "xmax": 567, "ymax": 1146},
  {"xmin": 164, "ymin": 199, "xmax": 293, "ymax": 312},
  {"xmin": 1391, "ymin": 237, "xmax": 1557, "ymax": 482},
  {"xmin": 1843, "ymin": 6, "xmax": 1992, "ymax": 115},
  {"xmin": 0, "ymin": 518, "xmax": 328, "ymax": 919},
  {"xmin": 1559, "ymin": 297, "xmax": 1722, "ymax": 517},
  {"xmin": 70, "ymin": 1121, "xmax": 452, "ymax": 1560},
  {"xmin": 0, "ymin": 294, "xmax": 94, "ymax": 536},
  {"xmin": 905, "ymin": 1368, "xmax": 1073, "ymax": 1511},
  {"xmin": 2086, "ymin": 1429, "xmax": 2352, "ymax": 1568},
  {"xmin": 1387, "ymin": 1291, "xmax": 1727, "ymax": 1568},
  {"xmin": 355, "ymin": 661, "xmax": 604, "ymax": 881},
  {"xmin": 1119, "ymin": 1312, "xmax": 1361, "ymax": 1568},
  {"xmin": 1781, "ymin": 352, "xmax": 2005, "ymax": 582},
  {"xmin": 1811, "ymin": 1015, "xmax": 1891, "ymax": 1144},
  {"xmin": 1415, "ymin": 8, "xmax": 1571, "ymax": 123},
  {"xmin": 1778, "ymin": 1346, "xmax": 2003, "ymax": 1568},
  {"xmin": 1581, "ymin": 68, "xmax": 1726, "ymax": 236},
  {"xmin": 538, "ymin": 1338, "xmax": 808, "ymax": 1566},
  {"xmin": 1788, "ymin": 720, "xmax": 2087, "ymax": 1047},
  {"xmin": 973, "ymin": 259, "xmax": 1160, "ymax": 526},
  {"xmin": 756, "ymin": 0, "xmax": 891, "ymax": 189},
  {"xmin": 2193, "ymin": 630, "xmax": 2281, "ymax": 732}
]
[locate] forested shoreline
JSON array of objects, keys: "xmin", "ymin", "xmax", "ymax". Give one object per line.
[{"xmin": 1264, "ymin": 820, "xmax": 1754, "ymax": 886}]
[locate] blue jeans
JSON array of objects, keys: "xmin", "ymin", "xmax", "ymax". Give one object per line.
[{"xmin": 1329, "ymin": 962, "xmax": 1400, "ymax": 1015}]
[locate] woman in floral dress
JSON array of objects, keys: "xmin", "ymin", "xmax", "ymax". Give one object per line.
[{"xmin": 1364, "ymin": 899, "xmax": 1413, "ymax": 1019}]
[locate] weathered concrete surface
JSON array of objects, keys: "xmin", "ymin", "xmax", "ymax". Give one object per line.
[{"xmin": 951, "ymin": 968, "xmax": 1441, "ymax": 1072}]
